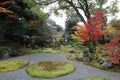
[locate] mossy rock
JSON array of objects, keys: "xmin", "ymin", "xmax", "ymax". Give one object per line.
[
  {"xmin": 0, "ymin": 60, "xmax": 29, "ymax": 73},
  {"xmin": 26, "ymin": 61, "xmax": 76, "ymax": 78},
  {"xmin": 80, "ymin": 78, "xmax": 111, "ymax": 80}
]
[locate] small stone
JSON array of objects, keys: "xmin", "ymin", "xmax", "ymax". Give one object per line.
[
  {"xmin": 3, "ymin": 53, "xmax": 9, "ymax": 58},
  {"xmin": 83, "ymin": 57, "xmax": 90, "ymax": 62},
  {"xmin": 87, "ymin": 54, "xmax": 93, "ymax": 61},
  {"xmin": 69, "ymin": 50, "xmax": 76, "ymax": 53},
  {"xmin": 99, "ymin": 59, "xmax": 105, "ymax": 64},
  {"xmin": 102, "ymin": 60, "xmax": 113, "ymax": 68},
  {"xmin": 77, "ymin": 57, "xmax": 83, "ymax": 61}
]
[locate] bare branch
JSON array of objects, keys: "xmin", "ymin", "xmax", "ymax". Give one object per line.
[
  {"xmin": 64, "ymin": 0, "xmax": 86, "ymax": 22},
  {"xmin": 84, "ymin": 0, "xmax": 90, "ymax": 18},
  {"xmin": 36, "ymin": 0, "xmax": 59, "ymax": 6},
  {"xmin": 77, "ymin": 0, "xmax": 84, "ymax": 9}
]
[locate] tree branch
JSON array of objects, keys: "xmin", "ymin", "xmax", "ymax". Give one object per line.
[
  {"xmin": 77, "ymin": 0, "xmax": 84, "ymax": 9},
  {"xmin": 36, "ymin": 0, "xmax": 59, "ymax": 6},
  {"xmin": 84, "ymin": 0, "xmax": 90, "ymax": 18},
  {"xmin": 64, "ymin": 0, "xmax": 86, "ymax": 22}
]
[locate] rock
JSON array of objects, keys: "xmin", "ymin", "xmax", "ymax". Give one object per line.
[
  {"xmin": 87, "ymin": 54, "xmax": 93, "ymax": 61},
  {"xmin": 34, "ymin": 45, "xmax": 39, "ymax": 49},
  {"xmin": 83, "ymin": 57, "xmax": 91, "ymax": 62},
  {"xmin": 102, "ymin": 60, "xmax": 113, "ymax": 68},
  {"xmin": 99, "ymin": 59, "xmax": 105, "ymax": 64},
  {"xmin": 77, "ymin": 57, "xmax": 83, "ymax": 61},
  {"xmin": 3, "ymin": 53, "xmax": 9, "ymax": 58},
  {"xmin": 27, "ymin": 45, "xmax": 31, "ymax": 48},
  {"xmin": 69, "ymin": 50, "xmax": 76, "ymax": 53},
  {"xmin": 19, "ymin": 52, "xmax": 26, "ymax": 55}
]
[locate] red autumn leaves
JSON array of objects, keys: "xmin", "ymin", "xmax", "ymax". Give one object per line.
[
  {"xmin": 72, "ymin": 11, "xmax": 105, "ymax": 42},
  {"xmin": 72, "ymin": 11, "xmax": 120, "ymax": 64},
  {"xmin": 100, "ymin": 35, "xmax": 120, "ymax": 64},
  {"xmin": 100, "ymin": 21, "xmax": 120, "ymax": 64}
]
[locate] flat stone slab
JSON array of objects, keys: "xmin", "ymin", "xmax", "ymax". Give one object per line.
[{"xmin": 0, "ymin": 54, "xmax": 120, "ymax": 80}]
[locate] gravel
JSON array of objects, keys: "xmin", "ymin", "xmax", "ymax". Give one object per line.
[{"xmin": 0, "ymin": 54, "xmax": 120, "ymax": 80}]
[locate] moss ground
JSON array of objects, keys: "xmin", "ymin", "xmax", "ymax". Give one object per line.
[
  {"xmin": 80, "ymin": 78, "xmax": 111, "ymax": 80},
  {"xmin": 0, "ymin": 60, "xmax": 29, "ymax": 73},
  {"xmin": 26, "ymin": 61, "xmax": 76, "ymax": 78}
]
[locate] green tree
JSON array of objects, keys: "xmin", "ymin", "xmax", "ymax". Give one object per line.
[
  {"xmin": 47, "ymin": 19, "xmax": 63, "ymax": 32},
  {"xmin": 35, "ymin": 0, "xmax": 119, "ymax": 22},
  {"xmin": 0, "ymin": 0, "xmax": 38, "ymax": 45}
]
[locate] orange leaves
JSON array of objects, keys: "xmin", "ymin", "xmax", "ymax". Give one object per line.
[
  {"xmin": 0, "ymin": 7, "xmax": 13, "ymax": 14},
  {"xmin": 71, "ymin": 25, "xmax": 89, "ymax": 41},
  {"xmin": 72, "ymin": 25, "xmax": 87, "ymax": 32},
  {"xmin": 71, "ymin": 23, "xmax": 105, "ymax": 42},
  {"xmin": 0, "ymin": 7, "xmax": 16, "ymax": 22}
]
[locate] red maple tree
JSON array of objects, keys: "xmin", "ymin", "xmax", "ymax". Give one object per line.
[
  {"xmin": 100, "ymin": 22, "xmax": 120, "ymax": 64},
  {"xmin": 72, "ymin": 11, "xmax": 106, "ymax": 53},
  {"xmin": 72, "ymin": 11, "xmax": 105, "ymax": 42}
]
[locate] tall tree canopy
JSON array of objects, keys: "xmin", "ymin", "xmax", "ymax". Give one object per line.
[
  {"xmin": 0, "ymin": 0, "xmax": 38, "ymax": 22},
  {"xmin": 47, "ymin": 19, "xmax": 63, "ymax": 32},
  {"xmin": 0, "ymin": 0, "xmax": 52, "ymax": 46},
  {"xmin": 35, "ymin": 0, "xmax": 119, "ymax": 23}
]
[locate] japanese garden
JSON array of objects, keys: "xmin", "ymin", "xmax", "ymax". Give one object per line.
[{"xmin": 0, "ymin": 0, "xmax": 120, "ymax": 80}]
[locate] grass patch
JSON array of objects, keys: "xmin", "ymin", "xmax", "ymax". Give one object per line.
[
  {"xmin": 20, "ymin": 48, "xmax": 41, "ymax": 54},
  {"xmin": 80, "ymin": 78, "xmax": 111, "ymax": 80},
  {"xmin": 20, "ymin": 45, "xmax": 76, "ymax": 55},
  {"xmin": 26, "ymin": 61, "xmax": 75, "ymax": 78},
  {"xmin": 42, "ymin": 48, "xmax": 60, "ymax": 54},
  {"xmin": 0, "ymin": 60, "xmax": 29, "ymax": 73}
]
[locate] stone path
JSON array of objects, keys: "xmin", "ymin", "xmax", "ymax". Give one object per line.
[{"xmin": 0, "ymin": 54, "xmax": 120, "ymax": 80}]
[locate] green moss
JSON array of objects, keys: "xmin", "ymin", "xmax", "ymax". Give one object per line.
[
  {"xmin": 42, "ymin": 48, "xmax": 58, "ymax": 53},
  {"xmin": 21, "ymin": 48, "xmax": 40, "ymax": 54},
  {"xmin": 0, "ymin": 60, "xmax": 29, "ymax": 73},
  {"xmin": 80, "ymin": 78, "xmax": 111, "ymax": 80},
  {"xmin": 26, "ymin": 61, "xmax": 75, "ymax": 78}
]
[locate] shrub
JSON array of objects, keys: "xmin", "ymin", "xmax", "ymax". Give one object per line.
[
  {"xmin": 9, "ymin": 50, "xmax": 19, "ymax": 57},
  {"xmin": 0, "ymin": 50, "xmax": 4, "ymax": 58},
  {"xmin": 0, "ymin": 47, "xmax": 8, "ymax": 58},
  {"xmin": 82, "ymin": 48, "xmax": 89, "ymax": 57}
]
